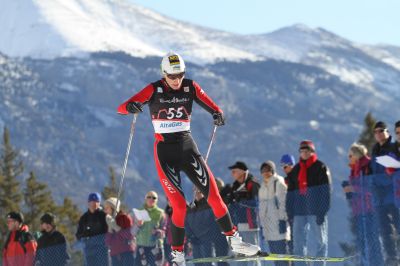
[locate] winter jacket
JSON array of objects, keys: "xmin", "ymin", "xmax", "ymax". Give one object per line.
[
  {"xmin": 347, "ymin": 156, "xmax": 375, "ymax": 216},
  {"xmin": 185, "ymin": 198, "xmax": 226, "ymax": 244},
  {"xmin": 370, "ymin": 137, "xmax": 397, "ymax": 206},
  {"xmin": 105, "ymin": 212, "xmax": 135, "ymax": 257},
  {"xmin": 135, "ymin": 205, "xmax": 165, "ymax": 247},
  {"xmin": 76, "ymin": 208, "xmax": 108, "ymax": 247},
  {"xmin": 258, "ymin": 174, "xmax": 290, "ymax": 241},
  {"xmin": 394, "ymin": 141, "xmax": 400, "ymax": 158},
  {"xmin": 229, "ymin": 173, "xmax": 260, "ymax": 228},
  {"xmin": 2, "ymin": 225, "xmax": 37, "ymax": 266},
  {"xmin": 35, "ymin": 229, "xmax": 69, "ymax": 266},
  {"xmin": 286, "ymin": 160, "xmax": 331, "ymax": 218}
]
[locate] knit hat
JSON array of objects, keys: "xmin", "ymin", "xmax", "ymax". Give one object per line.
[
  {"xmin": 299, "ymin": 140, "xmax": 316, "ymax": 152},
  {"xmin": 374, "ymin": 121, "xmax": 387, "ymax": 130},
  {"xmin": 6, "ymin": 212, "xmax": 24, "ymax": 224},
  {"xmin": 260, "ymin": 160, "xmax": 276, "ymax": 174},
  {"xmin": 40, "ymin": 213, "xmax": 56, "ymax": 226},
  {"xmin": 104, "ymin": 197, "xmax": 121, "ymax": 212},
  {"xmin": 228, "ymin": 161, "xmax": 248, "ymax": 171},
  {"xmin": 88, "ymin": 192, "xmax": 101, "ymax": 202},
  {"xmin": 280, "ymin": 154, "xmax": 296, "ymax": 166},
  {"xmin": 395, "ymin": 121, "xmax": 400, "ymax": 129}
]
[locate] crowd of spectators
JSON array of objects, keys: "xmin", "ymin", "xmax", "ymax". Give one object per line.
[{"xmin": 2, "ymin": 120, "xmax": 400, "ymax": 266}]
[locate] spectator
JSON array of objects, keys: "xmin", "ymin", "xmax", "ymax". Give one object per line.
[
  {"xmin": 186, "ymin": 187, "xmax": 229, "ymax": 266},
  {"xmin": 279, "ymin": 154, "xmax": 296, "ymax": 254},
  {"xmin": 394, "ymin": 121, "xmax": 400, "ymax": 158},
  {"xmin": 280, "ymin": 154, "xmax": 296, "ymax": 184},
  {"xmin": 76, "ymin": 192, "xmax": 109, "ymax": 266},
  {"xmin": 104, "ymin": 197, "xmax": 135, "ymax": 266},
  {"xmin": 228, "ymin": 161, "xmax": 260, "ymax": 247},
  {"xmin": 135, "ymin": 191, "xmax": 165, "ymax": 266},
  {"xmin": 215, "ymin": 177, "xmax": 232, "ymax": 204},
  {"xmin": 370, "ymin": 121, "xmax": 400, "ymax": 265},
  {"xmin": 258, "ymin": 161, "xmax": 289, "ymax": 266},
  {"xmin": 286, "ymin": 140, "xmax": 331, "ymax": 266},
  {"xmin": 36, "ymin": 213, "xmax": 69, "ymax": 266},
  {"xmin": 342, "ymin": 143, "xmax": 384, "ymax": 265},
  {"xmin": 2, "ymin": 212, "xmax": 37, "ymax": 266}
]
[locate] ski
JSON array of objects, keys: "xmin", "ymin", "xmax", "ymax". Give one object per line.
[{"xmin": 187, "ymin": 252, "xmax": 350, "ymax": 263}]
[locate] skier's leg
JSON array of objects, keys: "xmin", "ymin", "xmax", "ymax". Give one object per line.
[
  {"xmin": 154, "ymin": 139, "xmax": 186, "ymax": 253},
  {"xmin": 181, "ymin": 136, "xmax": 260, "ymax": 256}
]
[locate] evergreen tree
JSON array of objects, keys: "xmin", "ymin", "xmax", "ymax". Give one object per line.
[
  {"xmin": 102, "ymin": 166, "xmax": 118, "ymax": 199},
  {"xmin": 358, "ymin": 112, "xmax": 377, "ymax": 154},
  {"xmin": 56, "ymin": 197, "xmax": 83, "ymax": 265},
  {"xmin": 0, "ymin": 127, "xmax": 23, "ymax": 212},
  {"xmin": 101, "ymin": 166, "xmax": 127, "ymax": 211},
  {"xmin": 23, "ymin": 171, "xmax": 56, "ymax": 232},
  {"xmin": 0, "ymin": 127, "xmax": 23, "ymax": 247}
]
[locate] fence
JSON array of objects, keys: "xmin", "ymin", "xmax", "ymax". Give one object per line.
[{"xmin": 1, "ymin": 172, "xmax": 400, "ymax": 266}]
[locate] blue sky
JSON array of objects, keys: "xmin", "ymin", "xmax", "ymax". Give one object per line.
[{"xmin": 132, "ymin": 0, "xmax": 399, "ymax": 46}]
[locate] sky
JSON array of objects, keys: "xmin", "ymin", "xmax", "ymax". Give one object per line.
[{"xmin": 132, "ymin": 0, "xmax": 400, "ymax": 46}]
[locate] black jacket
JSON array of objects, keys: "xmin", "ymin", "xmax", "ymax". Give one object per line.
[
  {"xmin": 36, "ymin": 230, "xmax": 69, "ymax": 266},
  {"xmin": 286, "ymin": 159, "xmax": 331, "ymax": 218},
  {"xmin": 76, "ymin": 208, "xmax": 108, "ymax": 246},
  {"xmin": 229, "ymin": 173, "xmax": 260, "ymax": 228}
]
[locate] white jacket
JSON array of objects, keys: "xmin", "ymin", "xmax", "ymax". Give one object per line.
[{"xmin": 258, "ymin": 174, "xmax": 290, "ymax": 241}]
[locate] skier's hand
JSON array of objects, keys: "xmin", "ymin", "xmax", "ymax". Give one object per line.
[
  {"xmin": 126, "ymin": 102, "xmax": 143, "ymax": 114},
  {"xmin": 213, "ymin": 112, "xmax": 225, "ymax": 126}
]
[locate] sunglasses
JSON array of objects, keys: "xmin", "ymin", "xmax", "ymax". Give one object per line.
[
  {"xmin": 165, "ymin": 72, "xmax": 185, "ymax": 80},
  {"xmin": 374, "ymin": 128, "xmax": 386, "ymax": 134},
  {"xmin": 146, "ymin": 196, "xmax": 157, "ymax": 200},
  {"xmin": 282, "ymin": 165, "xmax": 291, "ymax": 169}
]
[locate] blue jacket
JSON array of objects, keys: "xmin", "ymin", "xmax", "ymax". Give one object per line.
[
  {"xmin": 185, "ymin": 198, "xmax": 225, "ymax": 245},
  {"xmin": 370, "ymin": 137, "xmax": 397, "ymax": 206}
]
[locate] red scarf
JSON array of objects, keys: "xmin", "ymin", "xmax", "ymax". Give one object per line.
[{"xmin": 298, "ymin": 154, "xmax": 318, "ymax": 195}]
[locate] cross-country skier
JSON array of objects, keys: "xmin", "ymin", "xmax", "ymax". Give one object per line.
[{"xmin": 118, "ymin": 52, "xmax": 260, "ymax": 265}]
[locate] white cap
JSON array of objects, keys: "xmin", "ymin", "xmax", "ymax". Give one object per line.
[
  {"xmin": 105, "ymin": 197, "xmax": 120, "ymax": 213},
  {"xmin": 161, "ymin": 52, "xmax": 186, "ymax": 75}
]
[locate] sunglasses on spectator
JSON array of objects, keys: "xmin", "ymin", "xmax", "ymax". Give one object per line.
[
  {"xmin": 260, "ymin": 168, "xmax": 271, "ymax": 174},
  {"xmin": 165, "ymin": 72, "xmax": 185, "ymax": 80},
  {"xmin": 374, "ymin": 128, "xmax": 386, "ymax": 134},
  {"xmin": 281, "ymin": 165, "xmax": 291, "ymax": 169},
  {"xmin": 146, "ymin": 196, "xmax": 157, "ymax": 200}
]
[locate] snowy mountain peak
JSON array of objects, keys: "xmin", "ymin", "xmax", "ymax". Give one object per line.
[{"xmin": 0, "ymin": 0, "xmax": 261, "ymax": 62}]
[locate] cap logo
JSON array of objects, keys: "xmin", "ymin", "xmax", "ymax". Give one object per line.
[{"xmin": 168, "ymin": 55, "xmax": 180, "ymax": 65}]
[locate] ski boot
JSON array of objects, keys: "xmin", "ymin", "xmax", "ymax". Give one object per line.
[
  {"xmin": 226, "ymin": 231, "xmax": 262, "ymax": 256},
  {"xmin": 171, "ymin": 250, "xmax": 186, "ymax": 266}
]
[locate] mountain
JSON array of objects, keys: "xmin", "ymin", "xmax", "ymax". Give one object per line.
[{"xmin": 1, "ymin": 0, "xmax": 400, "ymax": 258}]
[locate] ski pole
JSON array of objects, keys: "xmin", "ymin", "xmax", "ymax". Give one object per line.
[
  {"xmin": 115, "ymin": 113, "xmax": 138, "ymax": 216},
  {"xmin": 205, "ymin": 125, "xmax": 218, "ymax": 163}
]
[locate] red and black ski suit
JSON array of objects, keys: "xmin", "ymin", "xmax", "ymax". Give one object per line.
[{"xmin": 118, "ymin": 78, "xmax": 235, "ymax": 250}]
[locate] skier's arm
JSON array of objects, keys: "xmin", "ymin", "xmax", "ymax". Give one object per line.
[
  {"xmin": 117, "ymin": 84, "xmax": 155, "ymax": 115},
  {"xmin": 193, "ymin": 81, "xmax": 222, "ymax": 114}
]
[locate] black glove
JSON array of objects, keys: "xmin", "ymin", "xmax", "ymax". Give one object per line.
[
  {"xmin": 316, "ymin": 215, "xmax": 325, "ymax": 226},
  {"xmin": 126, "ymin": 102, "xmax": 143, "ymax": 114},
  {"xmin": 212, "ymin": 112, "xmax": 225, "ymax": 126},
  {"xmin": 279, "ymin": 220, "xmax": 287, "ymax": 234}
]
